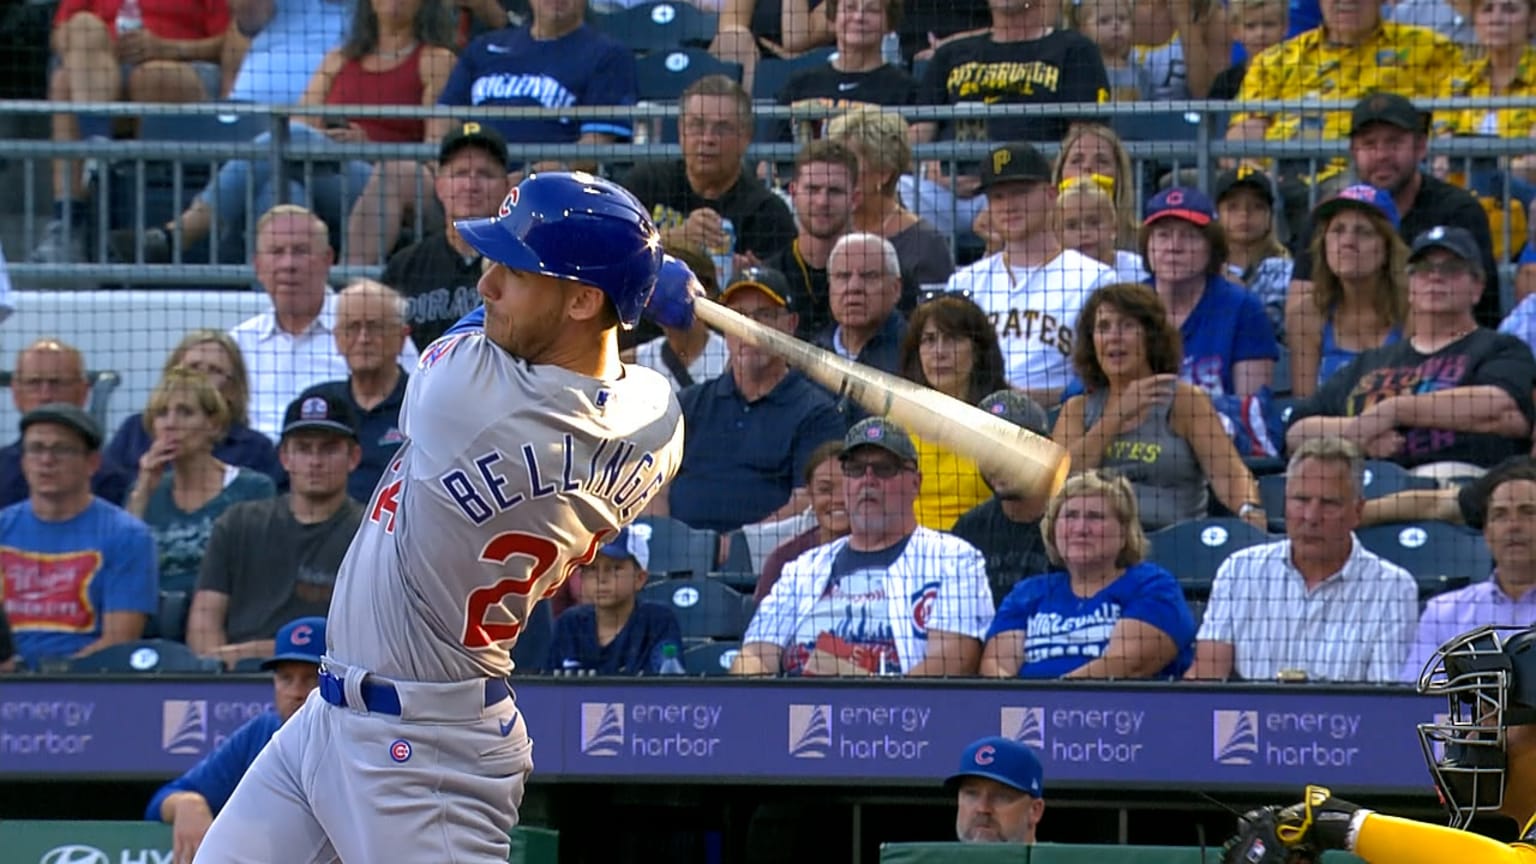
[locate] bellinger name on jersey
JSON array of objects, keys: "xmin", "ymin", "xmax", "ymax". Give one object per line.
[{"xmin": 440, "ymin": 432, "xmax": 667, "ymax": 527}]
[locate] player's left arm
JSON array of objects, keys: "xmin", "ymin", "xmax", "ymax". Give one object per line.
[{"xmin": 1354, "ymin": 813, "xmax": 1536, "ymax": 863}]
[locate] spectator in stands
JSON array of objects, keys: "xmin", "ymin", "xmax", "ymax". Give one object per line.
[
  {"xmin": 105, "ymin": 330, "xmax": 281, "ymax": 490},
  {"xmin": 1434, "ymin": 0, "xmax": 1536, "ymax": 137},
  {"xmin": 1226, "ymin": 3, "xmax": 1459, "ymax": 177},
  {"xmin": 187, "ymin": 393, "xmax": 363, "ymax": 668},
  {"xmin": 0, "ymin": 404, "xmax": 158, "ymax": 669},
  {"xmin": 123, "ymin": 368, "xmax": 277, "ymax": 595},
  {"xmin": 33, "ymin": 0, "xmax": 229, "ymax": 264},
  {"xmin": 1055, "ymin": 283, "xmax": 1266, "ymax": 531},
  {"xmin": 1213, "ymin": 167, "xmax": 1292, "ymax": 340},
  {"xmin": 1400, "ymin": 461, "xmax": 1536, "ymax": 682},
  {"xmin": 1287, "ymin": 95, "xmax": 1501, "ymax": 328},
  {"xmin": 710, "ymin": 0, "xmax": 834, "ymax": 95},
  {"xmin": 1362, "ymin": 454, "xmax": 1535, "ymax": 527},
  {"xmin": 632, "ymin": 248, "xmax": 728, "ymax": 393},
  {"xmin": 948, "ymin": 736, "xmax": 1046, "ymax": 845},
  {"xmin": 220, "ymin": 0, "xmax": 351, "ymax": 106},
  {"xmin": 1143, "ymin": 187, "xmax": 1278, "ymax": 400},
  {"xmin": 1056, "ymin": 176, "xmax": 1147, "ymax": 285},
  {"xmin": 658, "ymin": 266, "xmax": 846, "ymax": 533},
  {"xmin": 118, "ymin": 0, "xmax": 457, "ymax": 267},
  {"xmin": 732, "ymin": 417, "xmax": 994, "ymax": 677},
  {"xmin": 1207, "ymin": 0, "xmax": 1288, "ymax": 99},
  {"xmin": 298, "ymin": 280, "xmax": 411, "ymax": 503},
  {"xmin": 146, "ymin": 616, "xmax": 324, "ymax": 863},
  {"xmin": 814, "ymin": 233, "xmax": 907, "ymax": 374},
  {"xmin": 771, "ymin": 0, "xmax": 918, "ymax": 144},
  {"xmin": 950, "ymin": 390, "xmax": 1055, "ymax": 606},
  {"xmin": 1070, "ymin": 0, "xmax": 1147, "ymax": 101},
  {"xmin": 897, "ymin": 295, "xmax": 1008, "ymax": 531},
  {"xmin": 544, "ymin": 525, "xmax": 684, "ymax": 675},
  {"xmin": 1052, "ymin": 124, "xmax": 1138, "ymax": 252},
  {"xmin": 352, "ymin": 0, "xmax": 635, "ymax": 267},
  {"xmin": 827, "ymin": 107, "xmax": 953, "ymax": 305},
  {"xmin": 754, "ymin": 440, "xmax": 849, "ymax": 602},
  {"xmin": 1287, "ymin": 226, "xmax": 1536, "ymax": 478},
  {"xmin": 902, "ymin": 1, "xmax": 1109, "ymax": 238},
  {"xmin": 0, "ymin": 338, "xmax": 130, "ymax": 508},
  {"xmin": 763, "ymin": 139, "xmax": 861, "ymax": 338},
  {"xmin": 1286, "ymin": 185, "xmax": 1408, "ymax": 399},
  {"xmin": 379, "ymin": 122, "xmax": 509, "ymax": 351},
  {"xmin": 943, "ymin": 142, "xmax": 1115, "ymax": 405},
  {"xmin": 231, "ymin": 206, "xmax": 420, "ymax": 442},
  {"xmin": 1187, "ymin": 437, "xmax": 1418, "ymax": 682},
  {"xmin": 624, "ymin": 76, "xmax": 797, "ymax": 273},
  {"xmin": 980, "ymin": 469, "xmax": 1196, "ymax": 679}
]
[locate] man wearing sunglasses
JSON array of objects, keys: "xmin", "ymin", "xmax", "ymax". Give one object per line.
[{"xmin": 731, "ymin": 416, "xmax": 994, "ymax": 678}]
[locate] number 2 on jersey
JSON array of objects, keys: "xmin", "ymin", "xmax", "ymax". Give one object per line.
[{"xmin": 460, "ymin": 530, "xmax": 605, "ymax": 649}]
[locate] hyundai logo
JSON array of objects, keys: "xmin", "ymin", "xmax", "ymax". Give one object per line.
[{"xmin": 40, "ymin": 846, "xmax": 110, "ymax": 864}]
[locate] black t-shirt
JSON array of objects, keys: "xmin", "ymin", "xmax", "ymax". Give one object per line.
[
  {"xmin": 898, "ymin": 0, "xmax": 992, "ymax": 63},
  {"xmin": 1208, "ymin": 62, "xmax": 1247, "ymax": 101},
  {"xmin": 380, "ymin": 233, "xmax": 486, "ymax": 351},
  {"xmin": 1291, "ymin": 174, "xmax": 1502, "ymax": 328},
  {"xmin": 774, "ymin": 62, "xmax": 920, "ymax": 143},
  {"xmin": 620, "ymin": 159, "xmax": 798, "ymax": 260},
  {"xmin": 764, "ymin": 240, "xmax": 832, "ymax": 338},
  {"xmin": 920, "ymin": 30, "xmax": 1110, "ymax": 147},
  {"xmin": 948, "ymin": 498, "xmax": 1051, "ymax": 607},
  {"xmin": 1290, "ymin": 329, "xmax": 1536, "ymax": 469}
]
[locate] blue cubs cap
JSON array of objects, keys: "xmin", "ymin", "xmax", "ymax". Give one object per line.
[
  {"xmin": 1144, "ymin": 187, "xmax": 1215, "ymax": 227},
  {"xmin": 944, "ymin": 736, "xmax": 1044, "ymax": 797},
  {"xmin": 262, "ymin": 616, "xmax": 327, "ymax": 670},
  {"xmin": 1312, "ymin": 184, "xmax": 1401, "ymax": 230},
  {"xmin": 598, "ymin": 524, "xmax": 651, "ymax": 570}
]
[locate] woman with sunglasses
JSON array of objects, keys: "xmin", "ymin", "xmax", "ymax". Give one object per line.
[
  {"xmin": 1289, "ymin": 226, "xmax": 1536, "ymax": 478},
  {"xmin": 1054, "ymin": 282, "xmax": 1265, "ymax": 531},
  {"xmin": 979, "ymin": 470, "xmax": 1196, "ymax": 679},
  {"xmin": 897, "ymin": 294, "xmax": 1010, "ymax": 529}
]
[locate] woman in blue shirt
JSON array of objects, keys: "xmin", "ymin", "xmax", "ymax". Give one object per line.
[
  {"xmin": 1142, "ymin": 186, "xmax": 1279, "ymax": 400},
  {"xmin": 1285, "ymin": 185, "xmax": 1408, "ymax": 398},
  {"xmin": 979, "ymin": 470, "xmax": 1196, "ymax": 679}
]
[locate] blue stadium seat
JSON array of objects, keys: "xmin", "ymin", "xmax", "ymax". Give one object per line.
[
  {"xmin": 588, "ymin": 1, "xmax": 719, "ymax": 54},
  {"xmin": 1147, "ymin": 517, "xmax": 1270, "ymax": 598},
  {"xmin": 1360, "ymin": 460, "xmax": 1440, "ymax": 499},
  {"xmin": 752, "ymin": 47, "xmax": 836, "ymax": 102},
  {"xmin": 683, "ymin": 640, "xmax": 741, "ymax": 676},
  {"xmin": 232, "ymin": 657, "xmax": 268, "ymax": 673},
  {"xmin": 1273, "ymin": 346, "xmax": 1292, "ymax": 396},
  {"xmin": 148, "ymin": 589, "xmax": 191, "ymax": 643},
  {"xmin": 639, "ymin": 578, "xmax": 754, "ymax": 640},
  {"xmin": 1256, "ymin": 473, "xmax": 1287, "ymax": 532},
  {"xmin": 1356, "ymin": 522, "xmax": 1493, "ymax": 599},
  {"xmin": 68, "ymin": 639, "xmax": 221, "ymax": 674},
  {"xmin": 638, "ymin": 515, "xmax": 719, "ymax": 578}
]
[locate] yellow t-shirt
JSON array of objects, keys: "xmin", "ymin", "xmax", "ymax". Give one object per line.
[
  {"xmin": 1435, "ymin": 46, "xmax": 1536, "ymax": 139},
  {"xmin": 912, "ymin": 435, "xmax": 990, "ymax": 531},
  {"xmin": 1233, "ymin": 23, "xmax": 1462, "ymax": 143}
]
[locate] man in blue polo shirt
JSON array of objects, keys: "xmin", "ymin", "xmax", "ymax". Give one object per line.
[
  {"xmin": 146, "ymin": 616, "xmax": 325, "ymax": 863},
  {"xmin": 299, "ymin": 280, "xmax": 409, "ymax": 503},
  {"xmin": 948, "ymin": 735, "xmax": 1047, "ymax": 845},
  {"xmin": 659, "ymin": 266, "xmax": 847, "ymax": 533}
]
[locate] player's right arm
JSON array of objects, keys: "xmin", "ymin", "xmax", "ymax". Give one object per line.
[
  {"xmin": 1354, "ymin": 813, "xmax": 1536, "ymax": 863},
  {"xmin": 147, "ymin": 712, "xmax": 278, "ymax": 863}
]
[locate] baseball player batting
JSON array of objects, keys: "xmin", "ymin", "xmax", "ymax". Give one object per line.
[
  {"xmin": 1221, "ymin": 624, "xmax": 1536, "ymax": 864},
  {"xmin": 192, "ymin": 172, "xmax": 695, "ymax": 863}
]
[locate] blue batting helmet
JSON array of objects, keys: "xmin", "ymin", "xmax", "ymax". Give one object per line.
[{"xmin": 453, "ymin": 172, "xmax": 663, "ymax": 329}]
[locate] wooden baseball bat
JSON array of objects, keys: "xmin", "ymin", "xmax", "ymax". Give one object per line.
[{"xmin": 694, "ymin": 298, "xmax": 1072, "ymax": 505}]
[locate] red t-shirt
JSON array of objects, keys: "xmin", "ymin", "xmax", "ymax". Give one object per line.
[{"xmin": 55, "ymin": 0, "xmax": 231, "ymax": 41}]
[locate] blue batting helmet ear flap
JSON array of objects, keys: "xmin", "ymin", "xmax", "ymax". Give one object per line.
[{"xmin": 453, "ymin": 172, "xmax": 663, "ymax": 329}]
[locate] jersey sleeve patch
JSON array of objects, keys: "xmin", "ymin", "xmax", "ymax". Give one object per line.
[{"xmin": 419, "ymin": 333, "xmax": 471, "ymax": 371}]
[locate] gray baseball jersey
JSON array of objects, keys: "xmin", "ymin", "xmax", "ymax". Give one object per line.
[{"xmin": 326, "ymin": 329, "xmax": 685, "ymax": 682}]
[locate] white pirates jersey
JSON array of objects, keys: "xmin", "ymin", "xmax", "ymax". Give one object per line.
[{"xmin": 326, "ymin": 330, "xmax": 684, "ymax": 682}]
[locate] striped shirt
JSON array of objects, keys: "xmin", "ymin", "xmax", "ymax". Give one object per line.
[
  {"xmin": 1197, "ymin": 537, "xmax": 1419, "ymax": 684},
  {"xmin": 1401, "ymin": 577, "xmax": 1536, "ymax": 684}
]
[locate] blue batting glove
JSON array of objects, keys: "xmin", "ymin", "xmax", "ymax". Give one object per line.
[{"xmin": 643, "ymin": 254, "xmax": 702, "ymax": 331}]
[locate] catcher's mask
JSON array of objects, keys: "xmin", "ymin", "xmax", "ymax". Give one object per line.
[{"xmin": 1416, "ymin": 624, "xmax": 1536, "ymax": 828}]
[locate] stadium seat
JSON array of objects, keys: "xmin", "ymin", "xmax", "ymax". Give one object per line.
[
  {"xmin": 232, "ymin": 657, "xmax": 268, "ymax": 673},
  {"xmin": 1273, "ymin": 346, "xmax": 1292, "ymax": 396},
  {"xmin": 588, "ymin": 1, "xmax": 719, "ymax": 54},
  {"xmin": 1256, "ymin": 473, "xmax": 1287, "ymax": 532},
  {"xmin": 151, "ymin": 589, "xmax": 190, "ymax": 643},
  {"xmin": 1360, "ymin": 460, "xmax": 1439, "ymax": 499},
  {"xmin": 683, "ymin": 640, "xmax": 741, "ymax": 676},
  {"xmin": 640, "ymin": 578, "xmax": 754, "ymax": 640},
  {"xmin": 638, "ymin": 515, "xmax": 719, "ymax": 578},
  {"xmin": 1147, "ymin": 517, "xmax": 1270, "ymax": 598},
  {"xmin": 1356, "ymin": 521, "xmax": 1493, "ymax": 599},
  {"xmin": 68, "ymin": 639, "xmax": 221, "ymax": 674},
  {"xmin": 0, "ymin": 370, "xmax": 122, "ymax": 436},
  {"xmin": 636, "ymin": 49, "xmax": 744, "ymax": 143},
  {"xmin": 752, "ymin": 48, "xmax": 835, "ymax": 102}
]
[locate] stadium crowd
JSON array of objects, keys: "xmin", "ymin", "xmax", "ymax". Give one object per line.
[{"xmin": 5, "ymin": 0, "xmax": 1536, "ymax": 691}]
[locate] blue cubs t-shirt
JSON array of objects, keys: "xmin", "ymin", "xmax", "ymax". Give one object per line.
[
  {"xmin": 785, "ymin": 537, "xmax": 910, "ymax": 676},
  {"xmin": 985, "ymin": 561, "xmax": 1195, "ymax": 679},
  {"xmin": 438, "ymin": 23, "xmax": 637, "ymax": 147},
  {"xmin": 0, "ymin": 498, "xmax": 159, "ymax": 664},
  {"xmin": 1177, "ymin": 275, "xmax": 1279, "ymax": 399}
]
